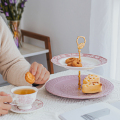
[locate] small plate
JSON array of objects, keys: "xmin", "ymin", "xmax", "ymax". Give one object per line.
[
  {"xmin": 10, "ymin": 99, "xmax": 43, "ymax": 114},
  {"xmin": 51, "ymin": 53, "xmax": 107, "ymax": 70},
  {"xmin": 45, "ymin": 75, "xmax": 114, "ymax": 99}
]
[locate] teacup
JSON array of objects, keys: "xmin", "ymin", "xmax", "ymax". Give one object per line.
[{"xmin": 11, "ymin": 86, "xmax": 38, "ymax": 110}]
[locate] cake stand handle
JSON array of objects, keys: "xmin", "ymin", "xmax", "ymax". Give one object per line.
[
  {"xmin": 78, "ymin": 71, "xmax": 81, "ymax": 90},
  {"xmin": 76, "ymin": 36, "xmax": 86, "ymax": 50},
  {"xmin": 76, "ymin": 36, "xmax": 86, "ymax": 90}
]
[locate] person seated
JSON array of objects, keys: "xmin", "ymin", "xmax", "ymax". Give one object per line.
[{"xmin": 0, "ymin": 16, "xmax": 50, "ymax": 116}]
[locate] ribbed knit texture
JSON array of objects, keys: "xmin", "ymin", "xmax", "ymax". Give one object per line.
[{"xmin": 0, "ymin": 16, "xmax": 31, "ymax": 86}]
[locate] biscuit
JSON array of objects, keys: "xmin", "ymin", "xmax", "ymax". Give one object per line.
[
  {"xmin": 72, "ymin": 59, "xmax": 82, "ymax": 67},
  {"xmin": 25, "ymin": 72, "xmax": 35, "ymax": 84},
  {"xmin": 65, "ymin": 58, "xmax": 82, "ymax": 67},
  {"xmin": 67, "ymin": 62, "xmax": 73, "ymax": 66},
  {"xmin": 65, "ymin": 57, "xmax": 77, "ymax": 64}
]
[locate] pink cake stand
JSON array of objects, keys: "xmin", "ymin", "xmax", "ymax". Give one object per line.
[{"xmin": 45, "ymin": 53, "xmax": 113, "ymax": 99}]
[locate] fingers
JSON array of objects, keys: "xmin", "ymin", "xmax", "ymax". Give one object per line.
[
  {"xmin": 0, "ymin": 109, "xmax": 8, "ymax": 115},
  {"xmin": 1, "ymin": 96, "xmax": 12, "ymax": 103},
  {"xmin": 35, "ymin": 64, "xmax": 43, "ymax": 80},
  {"xmin": 35, "ymin": 71, "xmax": 50, "ymax": 84},
  {"xmin": 30, "ymin": 62, "xmax": 38, "ymax": 75},
  {"xmin": 2, "ymin": 104, "xmax": 11, "ymax": 110},
  {"xmin": 29, "ymin": 62, "xmax": 50, "ymax": 85},
  {"xmin": 0, "ymin": 91, "xmax": 8, "ymax": 96},
  {"xmin": 42, "ymin": 71, "xmax": 50, "ymax": 82},
  {"xmin": 39, "ymin": 67, "xmax": 47, "ymax": 81},
  {"xmin": 0, "ymin": 96, "xmax": 12, "ymax": 116}
]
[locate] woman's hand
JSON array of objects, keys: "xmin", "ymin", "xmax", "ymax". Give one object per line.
[
  {"xmin": 0, "ymin": 91, "xmax": 12, "ymax": 116},
  {"xmin": 29, "ymin": 62, "xmax": 50, "ymax": 84}
]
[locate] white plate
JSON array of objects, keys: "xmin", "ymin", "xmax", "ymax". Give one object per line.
[
  {"xmin": 10, "ymin": 99, "xmax": 43, "ymax": 114},
  {"xmin": 51, "ymin": 53, "xmax": 107, "ymax": 70}
]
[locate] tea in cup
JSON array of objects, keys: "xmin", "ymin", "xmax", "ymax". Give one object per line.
[{"xmin": 11, "ymin": 86, "xmax": 38, "ymax": 110}]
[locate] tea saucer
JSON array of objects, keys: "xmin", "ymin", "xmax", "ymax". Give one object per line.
[{"xmin": 10, "ymin": 99, "xmax": 43, "ymax": 114}]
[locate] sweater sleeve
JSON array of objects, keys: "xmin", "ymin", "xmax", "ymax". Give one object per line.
[{"xmin": 0, "ymin": 17, "xmax": 31, "ymax": 86}]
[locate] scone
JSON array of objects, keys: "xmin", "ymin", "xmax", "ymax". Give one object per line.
[
  {"xmin": 82, "ymin": 82, "xmax": 102, "ymax": 93},
  {"xmin": 83, "ymin": 74, "xmax": 100, "ymax": 84},
  {"xmin": 82, "ymin": 74, "xmax": 102, "ymax": 93}
]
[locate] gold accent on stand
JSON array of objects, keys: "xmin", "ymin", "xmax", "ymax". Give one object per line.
[
  {"xmin": 76, "ymin": 36, "xmax": 86, "ymax": 90},
  {"xmin": 78, "ymin": 71, "xmax": 81, "ymax": 90}
]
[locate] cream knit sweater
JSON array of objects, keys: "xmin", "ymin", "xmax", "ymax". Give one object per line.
[{"xmin": 0, "ymin": 16, "xmax": 31, "ymax": 86}]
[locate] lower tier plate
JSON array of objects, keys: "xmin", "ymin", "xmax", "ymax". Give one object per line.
[{"xmin": 45, "ymin": 75, "xmax": 114, "ymax": 99}]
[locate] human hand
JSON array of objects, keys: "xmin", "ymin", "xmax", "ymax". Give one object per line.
[
  {"xmin": 0, "ymin": 91, "xmax": 12, "ymax": 116},
  {"xmin": 29, "ymin": 62, "xmax": 50, "ymax": 84}
]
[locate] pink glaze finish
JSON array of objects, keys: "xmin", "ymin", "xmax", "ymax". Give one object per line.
[
  {"xmin": 51, "ymin": 53, "xmax": 107, "ymax": 69},
  {"xmin": 17, "ymin": 95, "xmax": 34, "ymax": 104},
  {"xmin": 11, "ymin": 99, "xmax": 43, "ymax": 113},
  {"xmin": 11, "ymin": 86, "xmax": 38, "ymax": 107},
  {"xmin": 45, "ymin": 75, "xmax": 114, "ymax": 99}
]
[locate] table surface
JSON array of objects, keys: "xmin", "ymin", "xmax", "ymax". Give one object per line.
[{"xmin": 0, "ymin": 70, "xmax": 120, "ymax": 120}]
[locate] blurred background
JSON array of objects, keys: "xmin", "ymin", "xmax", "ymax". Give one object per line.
[{"xmin": 0, "ymin": 0, "xmax": 120, "ymax": 86}]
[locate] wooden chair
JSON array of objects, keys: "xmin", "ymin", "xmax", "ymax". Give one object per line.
[{"xmin": 21, "ymin": 30, "xmax": 54, "ymax": 74}]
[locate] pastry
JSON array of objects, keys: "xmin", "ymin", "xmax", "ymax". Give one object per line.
[
  {"xmin": 72, "ymin": 59, "xmax": 82, "ymax": 67},
  {"xmin": 65, "ymin": 57, "xmax": 77, "ymax": 64},
  {"xmin": 65, "ymin": 57, "xmax": 82, "ymax": 67},
  {"xmin": 83, "ymin": 74, "xmax": 100, "ymax": 84},
  {"xmin": 67, "ymin": 62, "xmax": 73, "ymax": 66},
  {"xmin": 82, "ymin": 74, "xmax": 102, "ymax": 93},
  {"xmin": 82, "ymin": 82, "xmax": 102, "ymax": 93},
  {"xmin": 25, "ymin": 72, "xmax": 35, "ymax": 84}
]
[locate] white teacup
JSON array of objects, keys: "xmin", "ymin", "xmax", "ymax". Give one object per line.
[{"xmin": 11, "ymin": 86, "xmax": 38, "ymax": 110}]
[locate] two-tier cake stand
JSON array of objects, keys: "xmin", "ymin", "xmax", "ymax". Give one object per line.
[{"xmin": 45, "ymin": 37, "xmax": 114, "ymax": 99}]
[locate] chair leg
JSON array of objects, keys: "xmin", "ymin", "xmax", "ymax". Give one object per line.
[
  {"xmin": 45, "ymin": 39, "xmax": 54, "ymax": 74},
  {"xmin": 46, "ymin": 53, "xmax": 54, "ymax": 74}
]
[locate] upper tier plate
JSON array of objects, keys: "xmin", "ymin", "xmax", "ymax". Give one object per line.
[{"xmin": 51, "ymin": 53, "xmax": 107, "ymax": 70}]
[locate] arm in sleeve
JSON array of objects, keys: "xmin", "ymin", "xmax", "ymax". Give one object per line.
[{"xmin": 0, "ymin": 17, "xmax": 31, "ymax": 86}]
